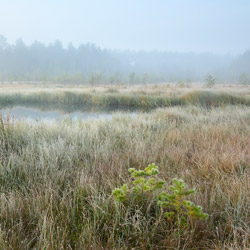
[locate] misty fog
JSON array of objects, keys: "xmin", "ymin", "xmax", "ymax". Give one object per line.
[
  {"xmin": 0, "ymin": 0, "xmax": 249, "ymax": 84},
  {"xmin": 0, "ymin": 35, "xmax": 249, "ymax": 84}
]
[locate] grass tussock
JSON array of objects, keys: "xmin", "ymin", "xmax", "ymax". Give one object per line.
[
  {"xmin": 0, "ymin": 89, "xmax": 249, "ymax": 110},
  {"xmin": 0, "ymin": 105, "xmax": 249, "ymax": 249}
]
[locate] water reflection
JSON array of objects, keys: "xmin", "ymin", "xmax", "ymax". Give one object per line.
[{"xmin": 0, "ymin": 105, "xmax": 130, "ymax": 122}]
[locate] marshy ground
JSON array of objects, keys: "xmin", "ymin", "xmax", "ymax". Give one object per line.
[{"xmin": 0, "ymin": 83, "xmax": 249, "ymax": 249}]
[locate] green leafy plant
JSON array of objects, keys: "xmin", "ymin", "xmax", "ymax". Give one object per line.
[
  {"xmin": 112, "ymin": 164, "xmax": 208, "ymax": 227},
  {"xmin": 158, "ymin": 178, "xmax": 208, "ymax": 227},
  {"xmin": 112, "ymin": 163, "xmax": 165, "ymax": 202}
]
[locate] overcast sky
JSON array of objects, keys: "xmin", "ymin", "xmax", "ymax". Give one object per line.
[{"xmin": 0, "ymin": 0, "xmax": 249, "ymax": 54}]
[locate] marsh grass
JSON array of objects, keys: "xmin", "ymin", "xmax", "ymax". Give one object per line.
[
  {"xmin": 0, "ymin": 104, "xmax": 249, "ymax": 249},
  {"xmin": 0, "ymin": 89, "xmax": 249, "ymax": 111}
]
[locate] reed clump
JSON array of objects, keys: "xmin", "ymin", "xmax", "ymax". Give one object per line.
[
  {"xmin": 182, "ymin": 91, "xmax": 250, "ymax": 107},
  {"xmin": 0, "ymin": 89, "xmax": 249, "ymax": 110}
]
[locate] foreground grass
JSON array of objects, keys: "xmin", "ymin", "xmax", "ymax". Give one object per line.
[{"xmin": 0, "ymin": 105, "xmax": 249, "ymax": 249}]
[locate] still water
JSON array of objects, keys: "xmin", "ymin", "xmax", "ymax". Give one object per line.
[{"xmin": 0, "ymin": 106, "xmax": 117, "ymax": 123}]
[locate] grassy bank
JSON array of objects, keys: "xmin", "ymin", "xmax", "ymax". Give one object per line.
[
  {"xmin": 0, "ymin": 89, "xmax": 249, "ymax": 110},
  {"xmin": 0, "ymin": 105, "xmax": 249, "ymax": 249}
]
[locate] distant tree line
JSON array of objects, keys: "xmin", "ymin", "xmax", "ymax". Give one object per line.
[{"xmin": 0, "ymin": 34, "xmax": 249, "ymax": 84}]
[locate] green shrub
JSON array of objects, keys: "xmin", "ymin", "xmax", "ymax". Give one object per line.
[
  {"xmin": 113, "ymin": 164, "xmax": 208, "ymax": 228},
  {"xmin": 158, "ymin": 178, "xmax": 208, "ymax": 227}
]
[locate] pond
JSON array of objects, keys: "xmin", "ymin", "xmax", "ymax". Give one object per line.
[{"xmin": 0, "ymin": 105, "xmax": 127, "ymax": 123}]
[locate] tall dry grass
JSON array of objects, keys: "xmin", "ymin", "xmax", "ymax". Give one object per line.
[{"xmin": 0, "ymin": 105, "xmax": 249, "ymax": 249}]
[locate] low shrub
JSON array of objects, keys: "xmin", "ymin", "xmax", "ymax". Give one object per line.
[{"xmin": 113, "ymin": 164, "xmax": 208, "ymax": 229}]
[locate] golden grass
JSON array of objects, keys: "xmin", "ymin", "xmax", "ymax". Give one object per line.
[{"xmin": 0, "ymin": 104, "xmax": 249, "ymax": 249}]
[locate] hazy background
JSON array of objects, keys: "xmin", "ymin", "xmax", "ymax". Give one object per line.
[{"xmin": 0, "ymin": 0, "xmax": 249, "ymax": 84}]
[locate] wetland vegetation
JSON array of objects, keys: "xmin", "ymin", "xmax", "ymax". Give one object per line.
[
  {"xmin": 1, "ymin": 1, "xmax": 250, "ymax": 248},
  {"xmin": 0, "ymin": 84, "xmax": 249, "ymax": 249}
]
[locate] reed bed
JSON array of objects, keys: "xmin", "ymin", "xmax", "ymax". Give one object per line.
[
  {"xmin": 0, "ymin": 89, "xmax": 249, "ymax": 110},
  {"xmin": 0, "ymin": 105, "xmax": 249, "ymax": 249}
]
